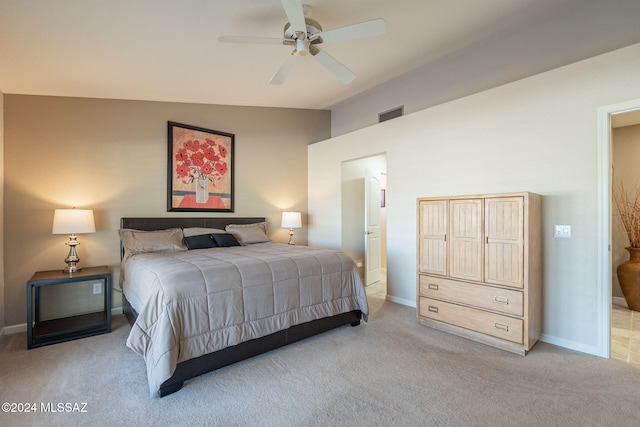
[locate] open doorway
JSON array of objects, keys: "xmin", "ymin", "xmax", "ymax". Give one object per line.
[
  {"xmin": 597, "ymin": 99, "xmax": 640, "ymax": 360},
  {"xmin": 341, "ymin": 154, "xmax": 387, "ymax": 297},
  {"xmin": 610, "ymin": 108, "xmax": 640, "ymax": 364}
]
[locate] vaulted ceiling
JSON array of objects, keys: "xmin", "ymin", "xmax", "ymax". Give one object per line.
[{"xmin": 1, "ymin": 0, "xmax": 639, "ymax": 110}]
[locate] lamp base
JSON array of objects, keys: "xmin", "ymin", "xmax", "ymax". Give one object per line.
[
  {"xmin": 62, "ymin": 265, "xmax": 81, "ymax": 274},
  {"xmin": 288, "ymin": 229, "xmax": 295, "ymax": 245},
  {"xmin": 62, "ymin": 235, "xmax": 82, "ymax": 274}
]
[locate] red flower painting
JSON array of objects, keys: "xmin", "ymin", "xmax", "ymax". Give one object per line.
[{"xmin": 168, "ymin": 122, "xmax": 234, "ymax": 212}]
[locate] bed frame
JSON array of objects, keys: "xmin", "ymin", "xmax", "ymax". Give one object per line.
[{"xmin": 120, "ymin": 217, "xmax": 362, "ymax": 397}]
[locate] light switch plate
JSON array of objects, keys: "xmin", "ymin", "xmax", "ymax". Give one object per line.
[{"xmin": 554, "ymin": 225, "xmax": 571, "ymax": 238}]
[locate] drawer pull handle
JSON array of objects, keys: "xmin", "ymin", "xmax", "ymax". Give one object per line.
[
  {"xmin": 494, "ymin": 322, "xmax": 509, "ymax": 332},
  {"xmin": 494, "ymin": 296, "xmax": 509, "ymax": 304},
  {"xmin": 428, "ymin": 284, "xmax": 439, "ymax": 290},
  {"xmin": 428, "ymin": 306, "xmax": 439, "ymax": 313}
]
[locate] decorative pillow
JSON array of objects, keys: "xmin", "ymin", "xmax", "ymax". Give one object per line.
[
  {"xmin": 211, "ymin": 233, "xmax": 241, "ymax": 247},
  {"xmin": 182, "ymin": 227, "xmax": 226, "ymax": 237},
  {"xmin": 119, "ymin": 228, "xmax": 187, "ymax": 258},
  {"xmin": 184, "ymin": 234, "xmax": 218, "ymax": 250},
  {"xmin": 225, "ymin": 222, "xmax": 270, "ymax": 245}
]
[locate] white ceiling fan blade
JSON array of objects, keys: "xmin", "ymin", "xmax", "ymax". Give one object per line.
[
  {"xmin": 270, "ymin": 53, "xmax": 297, "ymax": 85},
  {"xmin": 281, "ymin": 0, "xmax": 307, "ymax": 37},
  {"xmin": 312, "ymin": 48, "xmax": 356, "ymax": 84},
  {"xmin": 217, "ymin": 35, "xmax": 290, "ymax": 46},
  {"xmin": 312, "ymin": 19, "xmax": 387, "ymax": 44}
]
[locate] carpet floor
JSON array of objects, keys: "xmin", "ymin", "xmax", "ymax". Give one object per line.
[{"xmin": 1, "ymin": 290, "xmax": 640, "ymax": 426}]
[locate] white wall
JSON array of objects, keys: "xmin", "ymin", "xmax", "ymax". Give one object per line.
[{"xmin": 309, "ymin": 43, "xmax": 640, "ymax": 355}]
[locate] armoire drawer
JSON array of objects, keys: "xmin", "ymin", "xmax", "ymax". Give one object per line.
[
  {"xmin": 419, "ymin": 275, "xmax": 523, "ymax": 317},
  {"xmin": 419, "ymin": 297, "xmax": 523, "ymax": 344}
]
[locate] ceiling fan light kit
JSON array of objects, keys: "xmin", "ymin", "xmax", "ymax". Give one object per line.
[{"xmin": 217, "ymin": 1, "xmax": 386, "ymax": 85}]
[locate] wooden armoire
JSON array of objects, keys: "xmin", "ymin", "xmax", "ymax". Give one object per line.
[{"xmin": 416, "ymin": 192, "xmax": 541, "ymax": 355}]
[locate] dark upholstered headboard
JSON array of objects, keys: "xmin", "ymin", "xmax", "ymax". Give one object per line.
[
  {"xmin": 120, "ymin": 217, "xmax": 266, "ymax": 231},
  {"xmin": 119, "ymin": 217, "xmax": 267, "ymax": 260}
]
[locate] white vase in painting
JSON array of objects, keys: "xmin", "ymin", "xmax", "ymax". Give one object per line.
[{"xmin": 196, "ymin": 178, "xmax": 209, "ymax": 204}]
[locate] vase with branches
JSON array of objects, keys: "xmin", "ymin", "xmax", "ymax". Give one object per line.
[{"xmin": 613, "ymin": 181, "xmax": 640, "ymax": 311}]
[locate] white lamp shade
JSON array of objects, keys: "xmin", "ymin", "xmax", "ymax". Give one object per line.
[
  {"xmin": 281, "ymin": 211, "xmax": 302, "ymax": 228},
  {"xmin": 52, "ymin": 209, "xmax": 96, "ymax": 234}
]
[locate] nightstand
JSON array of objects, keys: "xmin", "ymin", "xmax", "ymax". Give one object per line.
[{"xmin": 27, "ymin": 266, "xmax": 111, "ymax": 349}]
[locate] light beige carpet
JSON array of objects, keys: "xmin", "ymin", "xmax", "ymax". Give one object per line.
[{"xmin": 1, "ymin": 293, "xmax": 640, "ymax": 427}]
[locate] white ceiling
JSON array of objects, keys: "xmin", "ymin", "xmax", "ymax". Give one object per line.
[{"xmin": 1, "ymin": 0, "xmax": 639, "ymax": 111}]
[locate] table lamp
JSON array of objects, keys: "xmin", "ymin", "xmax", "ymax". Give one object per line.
[
  {"xmin": 52, "ymin": 208, "xmax": 96, "ymax": 273},
  {"xmin": 281, "ymin": 211, "xmax": 302, "ymax": 245}
]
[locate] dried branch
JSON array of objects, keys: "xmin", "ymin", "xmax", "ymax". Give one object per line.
[{"xmin": 613, "ymin": 181, "xmax": 640, "ymax": 248}]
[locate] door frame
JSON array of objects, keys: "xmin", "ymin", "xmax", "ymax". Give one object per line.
[{"xmin": 597, "ymin": 98, "xmax": 640, "ymax": 358}]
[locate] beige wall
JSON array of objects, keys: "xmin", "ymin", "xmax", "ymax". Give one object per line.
[
  {"xmin": 612, "ymin": 124, "xmax": 640, "ymax": 299},
  {"xmin": 309, "ymin": 43, "xmax": 640, "ymax": 356},
  {"xmin": 0, "ymin": 90, "xmax": 4, "ymax": 331},
  {"xmin": 3, "ymin": 95, "xmax": 330, "ymax": 327}
]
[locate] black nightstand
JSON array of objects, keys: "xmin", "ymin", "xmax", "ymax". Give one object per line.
[{"xmin": 27, "ymin": 266, "xmax": 111, "ymax": 349}]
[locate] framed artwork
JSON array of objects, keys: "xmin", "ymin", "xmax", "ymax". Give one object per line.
[{"xmin": 167, "ymin": 121, "xmax": 234, "ymax": 212}]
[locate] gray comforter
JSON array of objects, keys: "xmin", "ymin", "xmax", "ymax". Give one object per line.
[{"xmin": 123, "ymin": 242, "xmax": 368, "ymax": 396}]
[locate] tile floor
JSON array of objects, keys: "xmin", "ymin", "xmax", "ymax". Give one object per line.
[{"xmin": 611, "ymin": 304, "xmax": 640, "ymax": 367}]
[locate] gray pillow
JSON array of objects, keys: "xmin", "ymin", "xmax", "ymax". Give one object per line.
[
  {"xmin": 182, "ymin": 227, "xmax": 226, "ymax": 237},
  {"xmin": 225, "ymin": 222, "xmax": 270, "ymax": 245},
  {"xmin": 119, "ymin": 228, "xmax": 187, "ymax": 259}
]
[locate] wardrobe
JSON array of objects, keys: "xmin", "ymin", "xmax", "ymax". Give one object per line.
[{"xmin": 416, "ymin": 192, "xmax": 541, "ymax": 355}]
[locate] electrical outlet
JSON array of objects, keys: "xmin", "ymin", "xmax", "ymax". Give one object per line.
[
  {"xmin": 554, "ymin": 225, "xmax": 571, "ymax": 239},
  {"xmin": 92, "ymin": 282, "xmax": 102, "ymax": 295}
]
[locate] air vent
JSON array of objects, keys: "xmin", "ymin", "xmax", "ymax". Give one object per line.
[{"xmin": 379, "ymin": 106, "xmax": 404, "ymax": 123}]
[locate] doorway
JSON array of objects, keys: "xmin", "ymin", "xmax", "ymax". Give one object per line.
[
  {"xmin": 597, "ymin": 99, "xmax": 640, "ymax": 359},
  {"xmin": 341, "ymin": 154, "xmax": 387, "ymax": 294},
  {"xmin": 608, "ymin": 106, "xmax": 640, "ymax": 363}
]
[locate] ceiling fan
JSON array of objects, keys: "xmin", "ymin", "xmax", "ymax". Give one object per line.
[{"xmin": 217, "ymin": 0, "xmax": 387, "ymax": 85}]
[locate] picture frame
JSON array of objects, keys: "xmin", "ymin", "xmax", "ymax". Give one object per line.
[{"xmin": 167, "ymin": 121, "xmax": 234, "ymax": 212}]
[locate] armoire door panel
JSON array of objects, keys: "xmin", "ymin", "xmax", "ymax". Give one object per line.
[
  {"xmin": 418, "ymin": 200, "xmax": 448, "ymax": 276},
  {"xmin": 485, "ymin": 197, "xmax": 524, "ymax": 288},
  {"xmin": 449, "ymin": 199, "xmax": 483, "ymax": 281}
]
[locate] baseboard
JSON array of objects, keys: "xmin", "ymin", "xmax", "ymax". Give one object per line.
[
  {"xmin": 1, "ymin": 307, "xmax": 124, "ymax": 336},
  {"xmin": 613, "ymin": 296, "xmax": 628, "ymax": 308},
  {"xmin": 385, "ymin": 294, "xmax": 416, "ymax": 308},
  {"xmin": 539, "ymin": 333, "xmax": 604, "ymax": 358},
  {"xmin": 2, "ymin": 323, "xmax": 26, "ymax": 335}
]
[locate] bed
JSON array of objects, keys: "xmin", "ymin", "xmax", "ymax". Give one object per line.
[{"xmin": 119, "ymin": 217, "xmax": 368, "ymax": 397}]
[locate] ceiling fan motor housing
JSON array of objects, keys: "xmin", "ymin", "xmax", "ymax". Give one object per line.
[{"xmin": 283, "ymin": 18, "xmax": 323, "ymax": 44}]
